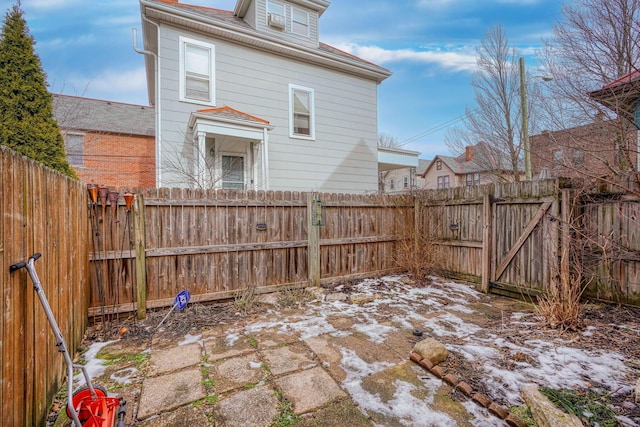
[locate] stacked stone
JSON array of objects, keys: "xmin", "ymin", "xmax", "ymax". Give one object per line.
[{"xmin": 409, "ymin": 338, "xmax": 526, "ymax": 427}]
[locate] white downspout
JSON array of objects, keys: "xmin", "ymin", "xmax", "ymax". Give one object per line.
[
  {"xmin": 132, "ymin": 18, "xmax": 161, "ymax": 187},
  {"xmin": 262, "ymin": 128, "xmax": 270, "ymax": 190}
]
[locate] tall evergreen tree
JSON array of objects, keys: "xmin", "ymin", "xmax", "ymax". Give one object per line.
[{"xmin": 0, "ymin": 2, "xmax": 76, "ymax": 178}]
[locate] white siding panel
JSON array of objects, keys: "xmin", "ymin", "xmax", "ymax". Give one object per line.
[{"xmin": 158, "ymin": 25, "xmax": 379, "ymax": 193}]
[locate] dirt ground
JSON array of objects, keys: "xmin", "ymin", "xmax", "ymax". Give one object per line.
[{"xmin": 48, "ymin": 276, "xmax": 640, "ymax": 426}]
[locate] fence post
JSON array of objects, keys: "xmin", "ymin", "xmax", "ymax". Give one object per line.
[
  {"xmin": 560, "ymin": 189, "xmax": 571, "ymax": 286},
  {"xmin": 481, "ymin": 192, "xmax": 492, "ymax": 292},
  {"xmin": 307, "ymin": 192, "xmax": 320, "ymax": 286},
  {"xmin": 133, "ymin": 194, "xmax": 147, "ymax": 320}
]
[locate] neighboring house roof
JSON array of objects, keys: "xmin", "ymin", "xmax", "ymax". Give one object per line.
[
  {"xmin": 416, "ymin": 159, "xmax": 431, "ymax": 175},
  {"xmin": 53, "ymin": 94, "xmax": 155, "ymax": 136},
  {"xmin": 589, "ymin": 69, "xmax": 640, "ymax": 123},
  {"xmin": 420, "ymin": 141, "xmax": 515, "ymax": 177}
]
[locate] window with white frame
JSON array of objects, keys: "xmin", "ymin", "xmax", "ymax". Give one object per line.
[
  {"xmin": 403, "ymin": 176, "xmax": 408, "ymax": 188},
  {"xmin": 390, "ymin": 178, "xmax": 395, "ymax": 190},
  {"xmin": 291, "ymin": 7, "xmax": 309, "ymax": 36},
  {"xmin": 180, "ymin": 37, "xmax": 215, "ymax": 105},
  {"xmin": 437, "ymin": 175, "xmax": 450, "ymax": 189},
  {"xmin": 267, "ymin": 0, "xmax": 285, "ymax": 16},
  {"xmin": 289, "ymin": 84, "xmax": 315, "ymax": 139}
]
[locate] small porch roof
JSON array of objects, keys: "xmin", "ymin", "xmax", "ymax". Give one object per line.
[
  {"xmin": 188, "ymin": 105, "xmax": 273, "ymax": 140},
  {"xmin": 378, "ymin": 146, "xmax": 420, "ymax": 172}
]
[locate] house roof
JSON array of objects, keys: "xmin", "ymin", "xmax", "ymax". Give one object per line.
[
  {"xmin": 416, "ymin": 159, "xmax": 431, "ymax": 175},
  {"xmin": 52, "ymin": 94, "xmax": 155, "ymax": 136},
  {"xmin": 589, "ymin": 69, "xmax": 640, "ymax": 122},
  {"xmin": 194, "ymin": 105, "xmax": 270, "ymax": 125},
  {"xmin": 140, "ymin": 0, "xmax": 392, "ymax": 93},
  {"xmin": 420, "ymin": 141, "xmax": 516, "ymax": 177}
]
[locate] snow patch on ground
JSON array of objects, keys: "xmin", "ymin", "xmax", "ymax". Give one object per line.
[{"xmin": 74, "ymin": 340, "xmax": 117, "ymax": 387}]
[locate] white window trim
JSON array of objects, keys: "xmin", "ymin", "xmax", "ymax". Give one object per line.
[
  {"xmin": 179, "ymin": 36, "xmax": 216, "ymax": 106},
  {"xmin": 266, "ymin": 0, "xmax": 285, "ymax": 27},
  {"xmin": 290, "ymin": 6, "xmax": 310, "ymax": 37},
  {"xmin": 288, "ymin": 84, "xmax": 315, "ymax": 140}
]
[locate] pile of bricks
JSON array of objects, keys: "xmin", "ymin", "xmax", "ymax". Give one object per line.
[{"xmin": 409, "ymin": 351, "xmax": 526, "ymax": 427}]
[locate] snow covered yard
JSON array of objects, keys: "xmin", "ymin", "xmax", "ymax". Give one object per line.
[
  {"xmin": 70, "ymin": 275, "xmax": 640, "ymax": 426},
  {"xmin": 239, "ymin": 275, "xmax": 640, "ymax": 425}
]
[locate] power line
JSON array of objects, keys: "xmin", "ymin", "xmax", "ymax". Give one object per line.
[{"xmin": 398, "ymin": 108, "xmax": 479, "ymax": 147}]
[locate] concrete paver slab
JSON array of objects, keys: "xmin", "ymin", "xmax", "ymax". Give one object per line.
[
  {"xmin": 262, "ymin": 343, "xmax": 316, "ymax": 376},
  {"xmin": 210, "ymin": 353, "xmax": 265, "ymax": 393},
  {"xmin": 137, "ymin": 367, "xmax": 206, "ymax": 420},
  {"xmin": 137, "ymin": 402, "xmax": 213, "ymax": 427},
  {"xmin": 215, "ymin": 385, "xmax": 279, "ymax": 427},
  {"xmin": 275, "ymin": 366, "xmax": 347, "ymax": 415},
  {"xmin": 148, "ymin": 342, "xmax": 202, "ymax": 376},
  {"xmin": 304, "ymin": 335, "xmax": 347, "ymax": 382},
  {"xmin": 334, "ymin": 333, "xmax": 405, "ymax": 365},
  {"xmin": 204, "ymin": 334, "xmax": 256, "ymax": 362}
]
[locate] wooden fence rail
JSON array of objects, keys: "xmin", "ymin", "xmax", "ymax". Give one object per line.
[
  {"xmin": 1, "ymin": 147, "xmax": 90, "ymax": 427},
  {"xmin": 87, "ymin": 189, "xmax": 412, "ymax": 318}
]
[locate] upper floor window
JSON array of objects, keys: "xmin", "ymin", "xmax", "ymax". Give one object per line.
[
  {"xmin": 266, "ymin": 1, "xmax": 286, "ymax": 30},
  {"xmin": 289, "ymin": 84, "xmax": 315, "ymax": 139},
  {"xmin": 291, "ymin": 8, "xmax": 309, "ymax": 36},
  {"xmin": 63, "ymin": 132, "xmax": 84, "ymax": 166},
  {"xmin": 436, "ymin": 160, "xmax": 442, "ymax": 170},
  {"xmin": 553, "ymin": 149, "xmax": 563, "ymax": 164},
  {"xmin": 180, "ymin": 37, "xmax": 215, "ymax": 105},
  {"xmin": 403, "ymin": 176, "xmax": 409, "ymax": 188},
  {"xmin": 437, "ymin": 175, "xmax": 450, "ymax": 189},
  {"xmin": 390, "ymin": 178, "xmax": 395, "ymax": 190},
  {"xmin": 267, "ymin": 1, "xmax": 285, "ymax": 16}
]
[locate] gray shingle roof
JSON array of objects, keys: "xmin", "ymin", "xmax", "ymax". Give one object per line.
[{"xmin": 52, "ymin": 94, "xmax": 155, "ymax": 136}]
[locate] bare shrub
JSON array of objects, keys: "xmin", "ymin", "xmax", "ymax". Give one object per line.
[{"xmin": 389, "ymin": 194, "xmax": 445, "ymax": 280}]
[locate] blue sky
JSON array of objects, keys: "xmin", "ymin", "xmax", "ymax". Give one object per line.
[{"xmin": 6, "ymin": 0, "xmax": 564, "ymax": 159}]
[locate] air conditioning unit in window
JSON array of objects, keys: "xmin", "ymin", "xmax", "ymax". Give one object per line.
[{"xmin": 268, "ymin": 13, "xmax": 285, "ymax": 29}]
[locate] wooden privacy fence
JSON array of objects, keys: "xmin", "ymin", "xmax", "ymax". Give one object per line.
[
  {"xmin": 418, "ymin": 180, "xmax": 565, "ymax": 298},
  {"xmin": 87, "ymin": 180, "xmax": 640, "ymax": 319},
  {"xmin": 417, "ymin": 178, "xmax": 640, "ymax": 304},
  {"xmin": 87, "ymin": 189, "xmax": 412, "ymax": 318},
  {"xmin": 1, "ymin": 146, "xmax": 90, "ymax": 427}
]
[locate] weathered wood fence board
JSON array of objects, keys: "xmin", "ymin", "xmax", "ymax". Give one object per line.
[
  {"xmin": 579, "ymin": 192, "xmax": 640, "ymax": 304},
  {"xmin": 1, "ymin": 146, "xmax": 90, "ymax": 427}
]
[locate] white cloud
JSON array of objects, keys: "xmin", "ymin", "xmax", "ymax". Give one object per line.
[
  {"xmin": 57, "ymin": 67, "xmax": 149, "ymax": 105},
  {"xmin": 333, "ymin": 43, "xmax": 477, "ymax": 72}
]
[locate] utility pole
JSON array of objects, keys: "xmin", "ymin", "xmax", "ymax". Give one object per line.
[{"xmin": 520, "ymin": 57, "xmax": 531, "ymax": 180}]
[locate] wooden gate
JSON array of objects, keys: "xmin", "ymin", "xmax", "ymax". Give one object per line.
[{"xmin": 419, "ymin": 180, "xmax": 563, "ymax": 298}]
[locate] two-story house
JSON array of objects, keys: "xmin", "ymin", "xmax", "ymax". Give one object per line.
[
  {"xmin": 137, "ymin": 0, "xmax": 391, "ymax": 192},
  {"xmin": 420, "ymin": 141, "xmax": 523, "ymax": 189}
]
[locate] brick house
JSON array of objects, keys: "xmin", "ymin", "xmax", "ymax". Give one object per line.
[
  {"xmin": 53, "ymin": 94, "xmax": 156, "ymax": 188},
  {"xmin": 531, "ymin": 69, "xmax": 640, "ymax": 180},
  {"xmin": 529, "ymin": 118, "xmax": 636, "ymax": 179}
]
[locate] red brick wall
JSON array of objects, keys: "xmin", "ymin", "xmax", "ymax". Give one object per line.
[
  {"xmin": 71, "ymin": 132, "xmax": 155, "ymax": 189},
  {"xmin": 530, "ymin": 119, "xmax": 638, "ymax": 179}
]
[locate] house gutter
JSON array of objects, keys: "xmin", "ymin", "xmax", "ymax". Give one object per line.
[{"xmin": 132, "ymin": 15, "xmax": 162, "ymax": 187}]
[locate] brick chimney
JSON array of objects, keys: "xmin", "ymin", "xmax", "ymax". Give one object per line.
[{"xmin": 465, "ymin": 146, "xmax": 473, "ymax": 162}]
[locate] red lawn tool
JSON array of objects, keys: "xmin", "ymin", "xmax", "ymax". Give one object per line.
[{"xmin": 10, "ymin": 253, "xmax": 126, "ymax": 427}]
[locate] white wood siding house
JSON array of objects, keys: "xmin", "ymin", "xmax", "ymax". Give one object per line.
[{"xmin": 138, "ymin": 0, "xmax": 391, "ymax": 192}]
